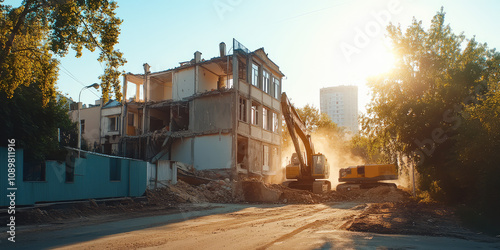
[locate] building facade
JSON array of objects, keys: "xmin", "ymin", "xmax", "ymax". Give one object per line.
[
  {"xmin": 119, "ymin": 39, "xmax": 284, "ymax": 181},
  {"xmin": 69, "ymin": 99, "xmax": 124, "ymax": 154},
  {"xmin": 320, "ymin": 86, "xmax": 358, "ymax": 133}
]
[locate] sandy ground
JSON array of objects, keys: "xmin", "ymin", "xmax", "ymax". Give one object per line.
[
  {"xmin": 6, "ymin": 202, "xmax": 499, "ymax": 250},
  {"xmin": 2, "ymin": 183, "xmax": 500, "ymax": 249}
]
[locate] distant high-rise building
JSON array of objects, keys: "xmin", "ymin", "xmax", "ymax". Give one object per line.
[{"xmin": 320, "ymin": 86, "xmax": 358, "ymax": 133}]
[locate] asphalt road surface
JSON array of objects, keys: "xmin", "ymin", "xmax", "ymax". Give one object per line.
[{"xmin": 5, "ymin": 202, "xmax": 500, "ymax": 249}]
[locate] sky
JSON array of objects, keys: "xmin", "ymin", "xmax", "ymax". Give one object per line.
[{"xmin": 7, "ymin": 0, "xmax": 500, "ymax": 113}]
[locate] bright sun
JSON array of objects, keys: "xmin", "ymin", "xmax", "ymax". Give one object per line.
[{"xmin": 360, "ymin": 48, "xmax": 396, "ymax": 78}]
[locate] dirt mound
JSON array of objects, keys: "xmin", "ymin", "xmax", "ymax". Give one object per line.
[
  {"xmin": 155, "ymin": 179, "xmax": 235, "ymax": 204},
  {"xmin": 239, "ymin": 182, "xmax": 407, "ymax": 204},
  {"xmin": 266, "ymin": 184, "xmax": 323, "ymax": 204},
  {"xmin": 11, "ymin": 180, "xmax": 411, "ymax": 227},
  {"xmin": 343, "ymin": 200, "xmax": 498, "ymax": 242},
  {"xmin": 358, "ymin": 185, "xmax": 407, "ymax": 202},
  {"xmin": 335, "ymin": 185, "xmax": 408, "ymax": 203},
  {"xmin": 196, "ymin": 179, "xmax": 234, "ymax": 203}
]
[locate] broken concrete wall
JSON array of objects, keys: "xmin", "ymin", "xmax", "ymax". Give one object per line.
[
  {"xmin": 149, "ymin": 108, "xmax": 169, "ymax": 131},
  {"xmin": 190, "ymin": 93, "xmax": 232, "ymax": 132},
  {"xmin": 170, "ymin": 138, "xmax": 194, "ymax": 166},
  {"xmin": 193, "ymin": 134, "xmax": 232, "ymax": 170},
  {"xmin": 248, "ymin": 139, "xmax": 263, "ymax": 174},
  {"xmin": 147, "ymin": 160, "xmax": 177, "ymax": 189},
  {"xmin": 150, "ymin": 80, "xmax": 172, "ymax": 102},
  {"xmin": 172, "ymin": 68, "xmax": 195, "ymax": 100},
  {"xmin": 198, "ymin": 66, "xmax": 219, "ymax": 92},
  {"xmin": 165, "ymin": 134, "xmax": 232, "ymax": 171}
]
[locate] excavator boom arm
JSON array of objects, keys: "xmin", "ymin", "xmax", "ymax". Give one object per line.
[{"xmin": 281, "ymin": 93, "xmax": 315, "ymax": 177}]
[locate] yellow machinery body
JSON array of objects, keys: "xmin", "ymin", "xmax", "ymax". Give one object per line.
[
  {"xmin": 280, "ymin": 93, "xmax": 331, "ymax": 193},
  {"xmin": 339, "ymin": 164, "xmax": 397, "ymax": 182},
  {"xmin": 337, "ymin": 164, "xmax": 398, "ymax": 191},
  {"xmin": 286, "ymin": 153, "xmax": 330, "ymax": 180}
]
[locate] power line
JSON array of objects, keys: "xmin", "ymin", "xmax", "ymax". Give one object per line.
[
  {"xmin": 60, "ymin": 65, "xmax": 100, "ymax": 99},
  {"xmin": 274, "ymin": 1, "xmax": 349, "ymax": 24}
]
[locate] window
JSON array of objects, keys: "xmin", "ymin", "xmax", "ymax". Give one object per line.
[
  {"xmin": 109, "ymin": 116, "xmax": 119, "ymax": 132},
  {"xmin": 262, "ymin": 70, "xmax": 270, "ymax": 93},
  {"xmin": 263, "ymin": 107, "xmax": 273, "ymax": 131},
  {"xmin": 262, "ymin": 108, "xmax": 269, "ymax": 130},
  {"xmin": 272, "ymin": 147, "xmax": 279, "ymax": 171},
  {"xmin": 273, "ymin": 77, "xmax": 280, "ymax": 99},
  {"xmin": 263, "ymin": 145, "xmax": 270, "ymax": 171},
  {"xmin": 251, "ymin": 102, "xmax": 259, "ymax": 126},
  {"xmin": 80, "ymin": 120, "xmax": 85, "ymax": 134},
  {"xmin": 224, "ymin": 75, "xmax": 234, "ymax": 89},
  {"xmin": 272, "ymin": 112, "xmax": 278, "ymax": 132},
  {"xmin": 252, "ymin": 63, "xmax": 259, "ymax": 87},
  {"xmin": 239, "ymin": 60, "xmax": 247, "ymax": 81},
  {"xmin": 239, "ymin": 97, "xmax": 247, "ymax": 122}
]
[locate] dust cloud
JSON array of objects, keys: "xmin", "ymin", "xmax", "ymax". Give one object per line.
[
  {"xmin": 280, "ymin": 129, "xmax": 365, "ymax": 188},
  {"xmin": 394, "ymin": 156, "xmax": 417, "ymax": 190},
  {"xmin": 312, "ymin": 130, "xmax": 365, "ymax": 187}
]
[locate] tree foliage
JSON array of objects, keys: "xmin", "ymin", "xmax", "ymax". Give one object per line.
[
  {"xmin": 349, "ymin": 132, "xmax": 392, "ymax": 165},
  {"xmin": 0, "ymin": 82, "xmax": 78, "ymax": 161},
  {"xmin": 364, "ymin": 8, "xmax": 500, "ymax": 224},
  {"xmin": 281, "ymin": 103, "xmax": 342, "ymax": 151},
  {"xmin": 0, "ymin": 0, "xmax": 125, "ymax": 103}
]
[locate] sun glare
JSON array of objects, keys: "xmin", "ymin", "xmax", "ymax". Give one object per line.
[{"xmin": 361, "ymin": 48, "xmax": 396, "ymax": 78}]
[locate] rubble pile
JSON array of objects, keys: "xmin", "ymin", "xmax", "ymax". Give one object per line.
[
  {"xmin": 11, "ymin": 176, "xmax": 410, "ymax": 227},
  {"xmin": 153, "ymin": 179, "xmax": 236, "ymax": 204},
  {"xmin": 158, "ymin": 176, "xmax": 406, "ymax": 205},
  {"xmin": 196, "ymin": 179, "xmax": 234, "ymax": 203},
  {"xmin": 196, "ymin": 169, "xmax": 231, "ymax": 181},
  {"xmin": 322, "ymin": 190, "xmax": 350, "ymax": 202},
  {"xmin": 267, "ymin": 184, "xmax": 323, "ymax": 204},
  {"xmin": 146, "ymin": 182, "xmax": 207, "ymax": 205}
]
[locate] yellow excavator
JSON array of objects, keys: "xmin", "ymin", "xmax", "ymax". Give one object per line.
[
  {"xmin": 336, "ymin": 164, "xmax": 398, "ymax": 192},
  {"xmin": 281, "ymin": 92, "xmax": 398, "ymax": 194},
  {"xmin": 281, "ymin": 93, "xmax": 331, "ymax": 194}
]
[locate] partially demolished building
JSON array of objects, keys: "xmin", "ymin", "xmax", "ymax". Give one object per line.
[{"xmin": 120, "ymin": 40, "xmax": 284, "ymax": 181}]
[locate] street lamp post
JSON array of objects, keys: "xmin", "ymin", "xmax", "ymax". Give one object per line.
[{"xmin": 78, "ymin": 83, "xmax": 99, "ymax": 157}]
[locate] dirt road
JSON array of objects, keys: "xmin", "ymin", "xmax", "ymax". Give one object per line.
[{"xmin": 7, "ymin": 202, "xmax": 500, "ymax": 249}]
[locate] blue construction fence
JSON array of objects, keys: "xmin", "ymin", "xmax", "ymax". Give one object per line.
[{"xmin": 0, "ymin": 147, "xmax": 148, "ymax": 206}]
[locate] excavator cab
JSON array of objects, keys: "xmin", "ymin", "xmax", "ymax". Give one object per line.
[
  {"xmin": 311, "ymin": 154, "xmax": 329, "ymax": 179},
  {"xmin": 285, "ymin": 153, "xmax": 329, "ymax": 179}
]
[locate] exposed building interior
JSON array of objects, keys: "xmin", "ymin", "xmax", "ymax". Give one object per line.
[{"xmin": 120, "ymin": 39, "xmax": 284, "ymax": 181}]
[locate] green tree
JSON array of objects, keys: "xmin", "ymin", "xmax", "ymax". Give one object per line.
[
  {"xmin": 281, "ymin": 103, "xmax": 342, "ymax": 150},
  {"xmin": 0, "ymin": 82, "xmax": 78, "ymax": 162},
  {"xmin": 349, "ymin": 132, "xmax": 390, "ymax": 164},
  {"xmin": 0, "ymin": 0, "xmax": 125, "ymax": 103},
  {"xmin": 452, "ymin": 60, "xmax": 500, "ymax": 230},
  {"xmin": 365, "ymin": 7, "xmax": 500, "ymax": 223}
]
